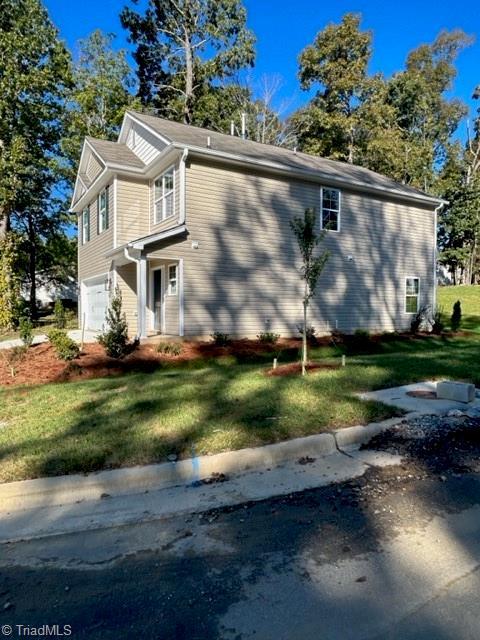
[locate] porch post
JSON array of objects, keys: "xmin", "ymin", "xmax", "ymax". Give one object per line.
[{"xmin": 136, "ymin": 254, "xmax": 147, "ymax": 338}]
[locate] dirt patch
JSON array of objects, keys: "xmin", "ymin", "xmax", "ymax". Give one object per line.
[
  {"xmin": 265, "ymin": 362, "xmax": 341, "ymax": 377},
  {"xmin": 406, "ymin": 390, "xmax": 437, "ymax": 399}
]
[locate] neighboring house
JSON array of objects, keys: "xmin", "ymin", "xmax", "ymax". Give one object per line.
[
  {"xmin": 22, "ymin": 274, "xmax": 77, "ymax": 311},
  {"xmin": 71, "ymin": 111, "xmax": 444, "ymax": 338}
]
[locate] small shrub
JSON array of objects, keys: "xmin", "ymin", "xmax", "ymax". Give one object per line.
[
  {"xmin": 156, "ymin": 341, "xmax": 182, "ymax": 356},
  {"xmin": 47, "ymin": 329, "xmax": 80, "ymax": 361},
  {"xmin": 53, "ymin": 299, "xmax": 67, "ymax": 329},
  {"xmin": 431, "ymin": 306, "xmax": 445, "ymax": 335},
  {"xmin": 97, "ymin": 287, "xmax": 129, "ymax": 358},
  {"xmin": 19, "ymin": 316, "xmax": 33, "ymax": 348},
  {"xmin": 257, "ymin": 331, "xmax": 280, "ymax": 344},
  {"xmin": 297, "ymin": 324, "xmax": 318, "ymax": 345},
  {"xmin": 410, "ymin": 306, "xmax": 429, "ymax": 334},
  {"xmin": 451, "ymin": 300, "xmax": 462, "ymax": 332},
  {"xmin": 211, "ymin": 332, "xmax": 230, "ymax": 346}
]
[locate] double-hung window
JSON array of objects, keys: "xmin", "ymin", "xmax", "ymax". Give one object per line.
[
  {"xmin": 168, "ymin": 264, "xmax": 178, "ymax": 296},
  {"xmin": 320, "ymin": 187, "xmax": 341, "ymax": 231},
  {"xmin": 98, "ymin": 187, "xmax": 109, "ymax": 233},
  {"xmin": 82, "ymin": 206, "xmax": 90, "ymax": 244},
  {"xmin": 405, "ymin": 277, "xmax": 420, "ymax": 313},
  {"xmin": 154, "ymin": 168, "xmax": 174, "ymax": 224}
]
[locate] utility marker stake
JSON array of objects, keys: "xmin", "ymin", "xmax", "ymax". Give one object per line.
[
  {"xmin": 273, "ymin": 357, "xmax": 277, "ymax": 369},
  {"xmin": 342, "ymin": 354, "xmax": 346, "ymax": 367}
]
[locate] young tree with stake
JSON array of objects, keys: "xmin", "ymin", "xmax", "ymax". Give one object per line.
[{"xmin": 290, "ymin": 208, "xmax": 330, "ymax": 375}]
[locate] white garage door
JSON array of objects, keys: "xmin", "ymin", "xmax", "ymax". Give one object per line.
[{"xmin": 84, "ymin": 278, "xmax": 109, "ymax": 331}]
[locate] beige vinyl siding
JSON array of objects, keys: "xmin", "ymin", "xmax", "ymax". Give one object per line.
[
  {"xmin": 149, "ymin": 159, "xmax": 435, "ymax": 337},
  {"xmin": 116, "ymin": 177, "xmax": 150, "ymax": 246},
  {"xmin": 149, "ymin": 160, "xmax": 181, "ymax": 233},
  {"xmin": 85, "ymin": 153, "xmax": 103, "ymax": 182},
  {"xmin": 78, "ymin": 182, "xmax": 114, "ymax": 283},
  {"xmin": 116, "ymin": 262, "xmax": 137, "ymax": 336}
]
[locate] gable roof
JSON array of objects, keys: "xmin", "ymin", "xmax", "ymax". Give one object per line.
[
  {"xmin": 128, "ymin": 111, "xmax": 441, "ymax": 206},
  {"xmin": 86, "ymin": 136, "xmax": 145, "ymax": 169}
]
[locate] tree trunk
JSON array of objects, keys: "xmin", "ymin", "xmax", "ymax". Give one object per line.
[
  {"xmin": 183, "ymin": 32, "xmax": 194, "ymax": 125},
  {"xmin": 0, "ymin": 207, "xmax": 10, "ymax": 239},
  {"xmin": 27, "ymin": 213, "xmax": 37, "ymax": 321},
  {"xmin": 302, "ymin": 294, "xmax": 308, "ymax": 377}
]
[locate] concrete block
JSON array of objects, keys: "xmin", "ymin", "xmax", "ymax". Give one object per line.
[{"xmin": 437, "ymin": 381, "xmax": 475, "ymax": 404}]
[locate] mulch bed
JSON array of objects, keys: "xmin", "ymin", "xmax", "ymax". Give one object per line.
[
  {"xmin": 0, "ymin": 338, "xmax": 305, "ymax": 387},
  {"xmin": 266, "ymin": 362, "xmax": 340, "ymax": 377}
]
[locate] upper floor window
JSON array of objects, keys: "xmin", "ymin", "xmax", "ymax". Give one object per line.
[
  {"xmin": 154, "ymin": 168, "xmax": 174, "ymax": 224},
  {"xmin": 98, "ymin": 187, "xmax": 109, "ymax": 233},
  {"xmin": 168, "ymin": 264, "xmax": 178, "ymax": 296},
  {"xmin": 405, "ymin": 277, "xmax": 420, "ymax": 313},
  {"xmin": 82, "ymin": 206, "xmax": 90, "ymax": 244},
  {"xmin": 320, "ymin": 187, "xmax": 341, "ymax": 232}
]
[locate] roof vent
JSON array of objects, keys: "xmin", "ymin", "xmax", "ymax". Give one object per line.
[{"xmin": 207, "ymin": 136, "xmax": 211, "ymax": 149}]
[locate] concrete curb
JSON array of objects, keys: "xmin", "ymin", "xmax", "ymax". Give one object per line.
[
  {"xmin": 0, "ymin": 412, "xmax": 421, "ymax": 513},
  {"xmin": 0, "ymin": 432, "xmax": 337, "ymax": 511}
]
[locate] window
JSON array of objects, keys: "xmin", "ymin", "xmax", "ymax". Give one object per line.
[
  {"xmin": 154, "ymin": 168, "xmax": 174, "ymax": 224},
  {"xmin": 98, "ymin": 187, "xmax": 109, "ymax": 233},
  {"xmin": 168, "ymin": 264, "xmax": 178, "ymax": 296},
  {"xmin": 405, "ymin": 277, "xmax": 420, "ymax": 313},
  {"xmin": 320, "ymin": 187, "xmax": 341, "ymax": 231},
  {"xmin": 82, "ymin": 206, "xmax": 90, "ymax": 244}
]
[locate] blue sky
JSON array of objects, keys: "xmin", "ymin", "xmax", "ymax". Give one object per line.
[{"xmin": 44, "ymin": 0, "xmax": 479, "ymax": 131}]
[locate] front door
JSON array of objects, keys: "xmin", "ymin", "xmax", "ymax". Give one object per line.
[{"xmin": 153, "ymin": 269, "xmax": 162, "ymax": 332}]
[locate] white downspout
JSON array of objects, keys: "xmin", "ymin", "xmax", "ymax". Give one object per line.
[
  {"xmin": 179, "ymin": 147, "xmax": 189, "ymax": 225},
  {"xmin": 433, "ymin": 202, "xmax": 445, "ymax": 314}
]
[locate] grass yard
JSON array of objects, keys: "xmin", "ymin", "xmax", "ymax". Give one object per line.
[
  {"xmin": 1, "ymin": 331, "xmax": 479, "ymax": 483},
  {"xmin": 437, "ymin": 284, "xmax": 480, "ymax": 332}
]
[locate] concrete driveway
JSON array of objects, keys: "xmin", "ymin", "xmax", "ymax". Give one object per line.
[{"xmin": 0, "ymin": 329, "xmax": 99, "ymax": 350}]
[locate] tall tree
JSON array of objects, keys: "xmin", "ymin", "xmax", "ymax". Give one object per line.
[
  {"xmin": 0, "ymin": 0, "xmax": 71, "ymax": 319},
  {"xmin": 120, "ymin": 0, "xmax": 255, "ymax": 124},
  {"xmin": 387, "ymin": 30, "xmax": 471, "ymax": 190},
  {"xmin": 438, "ymin": 88, "xmax": 480, "ymax": 284},
  {"xmin": 290, "ymin": 13, "xmax": 374, "ymax": 163},
  {"xmin": 61, "ymin": 30, "xmax": 139, "ymax": 184}
]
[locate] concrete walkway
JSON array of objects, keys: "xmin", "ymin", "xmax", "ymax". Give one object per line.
[
  {"xmin": 0, "ymin": 329, "xmax": 99, "ymax": 350},
  {"xmin": 359, "ymin": 380, "xmax": 480, "ymax": 415}
]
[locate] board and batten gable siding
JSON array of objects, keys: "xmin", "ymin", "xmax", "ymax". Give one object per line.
[
  {"xmin": 126, "ymin": 120, "xmax": 166, "ymax": 165},
  {"xmin": 78, "ymin": 182, "xmax": 114, "ymax": 283},
  {"xmin": 116, "ymin": 176, "xmax": 150, "ymax": 246},
  {"xmin": 85, "ymin": 152, "xmax": 103, "ymax": 183},
  {"xmin": 147, "ymin": 158, "xmax": 435, "ymax": 337}
]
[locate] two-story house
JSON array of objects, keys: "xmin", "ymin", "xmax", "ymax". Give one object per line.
[{"xmin": 71, "ymin": 111, "xmax": 443, "ymax": 339}]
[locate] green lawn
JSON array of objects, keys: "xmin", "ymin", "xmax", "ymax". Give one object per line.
[
  {"xmin": 0, "ymin": 315, "xmax": 77, "ymax": 343},
  {"xmin": 437, "ymin": 284, "xmax": 480, "ymax": 332},
  {"xmin": 1, "ymin": 331, "xmax": 479, "ymax": 483}
]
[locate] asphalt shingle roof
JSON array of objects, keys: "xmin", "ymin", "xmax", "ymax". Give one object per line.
[
  {"xmin": 86, "ymin": 137, "xmax": 145, "ymax": 169},
  {"xmin": 129, "ymin": 111, "xmax": 438, "ymax": 203}
]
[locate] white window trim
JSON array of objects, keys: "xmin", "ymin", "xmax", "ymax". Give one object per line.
[
  {"xmin": 405, "ymin": 276, "xmax": 420, "ymax": 314},
  {"xmin": 154, "ymin": 165, "xmax": 175, "ymax": 225},
  {"xmin": 98, "ymin": 188, "xmax": 108, "ymax": 233},
  {"xmin": 167, "ymin": 263, "xmax": 178, "ymax": 296},
  {"xmin": 82, "ymin": 206, "xmax": 90, "ymax": 244},
  {"xmin": 320, "ymin": 187, "xmax": 341, "ymax": 232}
]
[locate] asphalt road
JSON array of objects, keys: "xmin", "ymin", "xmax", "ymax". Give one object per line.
[{"xmin": 1, "ymin": 415, "xmax": 480, "ymax": 639}]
